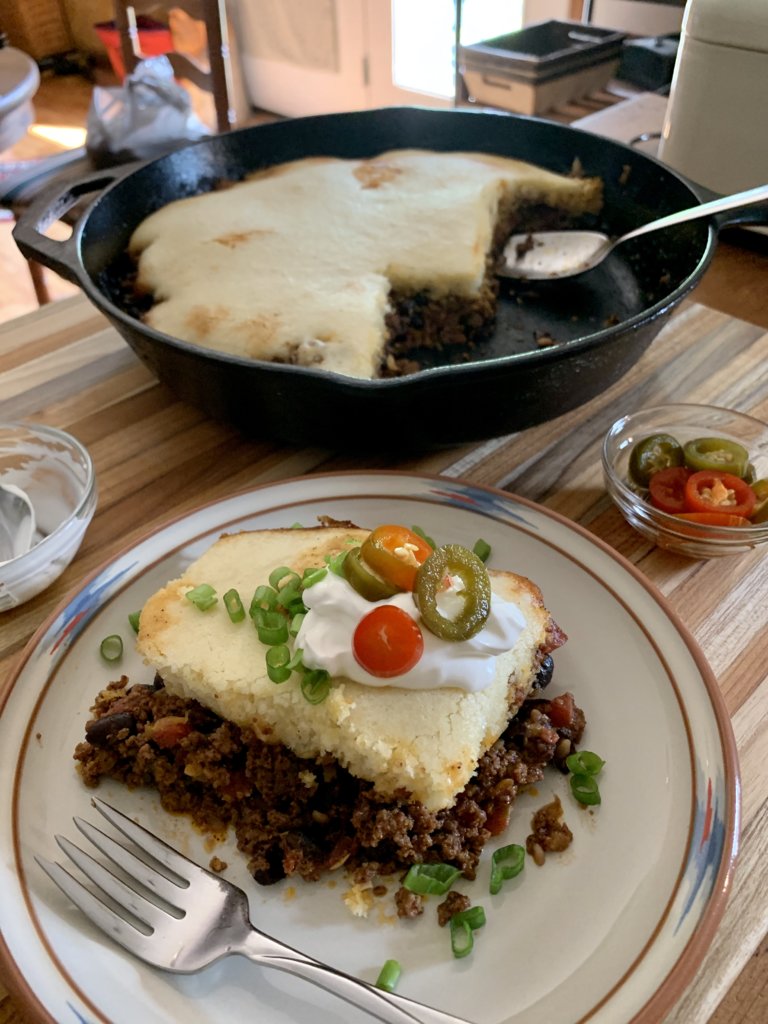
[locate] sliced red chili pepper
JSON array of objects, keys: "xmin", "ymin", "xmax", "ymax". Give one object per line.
[
  {"xmin": 674, "ymin": 512, "xmax": 752, "ymax": 527},
  {"xmin": 683, "ymin": 470, "xmax": 756, "ymax": 518},
  {"xmin": 360, "ymin": 525, "xmax": 433, "ymax": 592},
  {"xmin": 648, "ymin": 466, "xmax": 691, "ymax": 514},
  {"xmin": 352, "ymin": 605, "xmax": 424, "ymax": 678}
]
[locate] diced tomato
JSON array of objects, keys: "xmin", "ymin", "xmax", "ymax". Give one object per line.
[
  {"xmin": 648, "ymin": 466, "xmax": 691, "ymax": 514},
  {"xmin": 683, "ymin": 470, "xmax": 757, "ymax": 518},
  {"xmin": 485, "ymin": 802, "xmax": 512, "ymax": 836},
  {"xmin": 546, "ymin": 692, "xmax": 575, "ymax": 730},
  {"xmin": 151, "ymin": 716, "xmax": 192, "ymax": 748},
  {"xmin": 352, "ymin": 605, "xmax": 424, "ymax": 678}
]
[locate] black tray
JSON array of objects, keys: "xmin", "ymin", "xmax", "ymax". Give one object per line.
[{"xmin": 460, "ymin": 19, "xmax": 627, "ymax": 83}]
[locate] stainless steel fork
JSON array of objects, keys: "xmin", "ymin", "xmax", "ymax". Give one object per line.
[{"xmin": 37, "ymin": 799, "xmax": 474, "ymax": 1024}]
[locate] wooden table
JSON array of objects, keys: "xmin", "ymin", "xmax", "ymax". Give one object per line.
[{"xmin": 1, "ymin": 237, "xmax": 767, "ymax": 1024}]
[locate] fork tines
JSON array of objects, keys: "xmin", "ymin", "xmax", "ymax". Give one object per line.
[{"xmin": 36, "ymin": 799, "xmax": 198, "ymax": 953}]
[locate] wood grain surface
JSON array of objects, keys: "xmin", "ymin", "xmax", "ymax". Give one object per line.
[{"xmin": 1, "ymin": 241, "xmax": 767, "ymax": 1023}]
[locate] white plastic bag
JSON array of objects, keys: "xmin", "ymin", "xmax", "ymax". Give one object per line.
[{"xmin": 86, "ymin": 55, "xmax": 210, "ymax": 165}]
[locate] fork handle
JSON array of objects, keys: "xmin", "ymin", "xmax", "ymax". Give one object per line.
[{"xmin": 238, "ymin": 934, "xmax": 474, "ymax": 1024}]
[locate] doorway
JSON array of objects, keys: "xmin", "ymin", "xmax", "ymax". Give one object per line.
[{"xmin": 235, "ymin": 0, "xmax": 525, "ymax": 117}]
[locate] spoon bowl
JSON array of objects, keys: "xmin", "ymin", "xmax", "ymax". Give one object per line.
[
  {"xmin": 500, "ymin": 182, "xmax": 768, "ymax": 281},
  {"xmin": 0, "ymin": 483, "xmax": 36, "ymax": 565}
]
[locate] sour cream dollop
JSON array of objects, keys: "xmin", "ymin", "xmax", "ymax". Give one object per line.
[{"xmin": 294, "ymin": 571, "xmax": 525, "ymax": 692}]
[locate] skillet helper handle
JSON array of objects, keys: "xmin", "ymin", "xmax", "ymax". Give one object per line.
[{"xmin": 12, "ymin": 163, "xmax": 139, "ymax": 286}]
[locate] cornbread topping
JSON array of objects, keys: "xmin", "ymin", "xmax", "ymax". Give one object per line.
[
  {"xmin": 128, "ymin": 150, "xmax": 602, "ymax": 378},
  {"xmin": 129, "ymin": 525, "xmax": 564, "ymax": 809}
]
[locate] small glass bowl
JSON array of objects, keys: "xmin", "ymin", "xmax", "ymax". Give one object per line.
[
  {"xmin": 602, "ymin": 404, "xmax": 768, "ymax": 558},
  {"xmin": 0, "ymin": 423, "xmax": 97, "ymax": 609}
]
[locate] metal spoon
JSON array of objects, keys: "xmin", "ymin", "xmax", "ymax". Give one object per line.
[
  {"xmin": 500, "ymin": 182, "xmax": 768, "ymax": 281},
  {"xmin": 0, "ymin": 483, "xmax": 37, "ymax": 565}
]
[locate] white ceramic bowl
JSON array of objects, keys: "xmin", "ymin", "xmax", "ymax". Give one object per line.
[
  {"xmin": 602, "ymin": 403, "xmax": 768, "ymax": 558},
  {"xmin": 0, "ymin": 423, "xmax": 97, "ymax": 609}
]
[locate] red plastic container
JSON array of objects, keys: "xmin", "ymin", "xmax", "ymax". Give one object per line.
[{"xmin": 94, "ymin": 17, "xmax": 173, "ymax": 81}]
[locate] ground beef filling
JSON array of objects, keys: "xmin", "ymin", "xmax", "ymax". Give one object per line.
[
  {"xmin": 74, "ymin": 676, "xmax": 585, "ymax": 887},
  {"xmin": 379, "ymin": 202, "xmax": 581, "ymax": 377}
]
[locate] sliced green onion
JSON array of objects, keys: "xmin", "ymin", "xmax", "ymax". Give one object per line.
[
  {"xmin": 324, "ymin": 550, "xmax": 349, "ymax": 576},
  {"xmin": 565, "ymin": 750, "xmax": 605, "ymax": 776},
  {"xmin": 269, "ymin": 566, "xmax": 300, "ymax": 591},
  {"xmin": 411, "ymin": 525, "xmax": 436, "ymax": 548},
  {"xmin": 449, "ymin": 915, "xmax": 474, "ymax": 958},
  {"xmin": 290, "ymin": 521, "xmax": 304, "ymax": 528},
  {"xmin": 254, "ymin": 609, "xmax": 289, "ymax": 646},
  {"xmin": 266, "ymin": 645, "xmax": 292, "ymax": 683},
  {"xmin": 289, "ymin": 612, "xmax": 306, "ymax": 636},
  {"xmin": 452, "ymin": 905, "xmax": 486, "ymax": 931},
  {"xmin": 301, "ymin": 567, "xmax": 327, "ymax": 588},
  {"xmin": 250, "ymin": 585, "xmax": 277, "ymax": 618},
  {"xmin": 473, "ymin": 538, "xmax": 491, "ymax": 563},
  {"xmin": 489, "ymin": 843, "xmax": 525, "ymax": 895},
  {"xmin": 185, "ymin": 584, "xmax": 218, "ymax": 611},
  {"xmin": 99, "ymin": 634, "xmax": 123, "ymax": 663},
  {"xmin": 402, "ymin": 863, "xmax": 461, "ymax": 896},
  {"xmin": 300, "ymin": 669, "xmax": 331, "ymax": 704},
  {"xmin": 375, "ymin": 959, "xmax": 401, "ymax": 993},
  {"xmin": 277, "ymin": 581, "xmax": 304, "ymax": 615},
  {"xmin": 570, "ymin": 773, "xmax": 601, "ymax": 806},
  {"xmin": 128, "ymin": 611, "xmax": 141, "ymax": 634},
  {"xmin": 223, "ymin": 588, "xmax": 245, "ymax": 623},
  {"xmin": 287, "ymin": 648, "xmax": 305, "ymax": 671}
]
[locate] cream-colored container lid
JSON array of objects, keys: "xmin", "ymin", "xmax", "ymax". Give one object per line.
[{"xmin": 684, "ymin": 0, "xmax": 768, "ymax": 52}]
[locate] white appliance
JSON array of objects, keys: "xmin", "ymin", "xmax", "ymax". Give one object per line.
[{"xmin": 659, "ymin": 0, "xmax": 768, "ymax": 193}]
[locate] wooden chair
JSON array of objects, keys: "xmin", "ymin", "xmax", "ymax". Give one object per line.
[{"xmin": 112, "ymin": 0, "xmax": 235, "ymax": 135}]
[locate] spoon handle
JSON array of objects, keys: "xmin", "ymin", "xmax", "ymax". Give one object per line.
[{"xmin": 620, "ymin": 183, "xmax": 768, "ymax": 244}]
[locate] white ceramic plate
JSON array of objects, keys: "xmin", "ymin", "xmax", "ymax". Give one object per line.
[{"xmin": 0, "ymin": 472, "xmax": 739, "ymax": 1024}]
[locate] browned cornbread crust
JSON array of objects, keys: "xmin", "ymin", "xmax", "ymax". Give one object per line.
[{"xmin": 74, "ymin": 676, "xmax": 585, "ymax": 886}]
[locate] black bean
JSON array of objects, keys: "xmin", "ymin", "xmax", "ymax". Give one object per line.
[
  {"xmin": 250, "ymin": 843, "xmax": 286, "ymax": 885},
  {"xmin": 533, "ymin": 655, "xmax": 554, "ymax": 690},
  {"xmin": 84, "ymin": 711, "xmax": 136, "ymax": 746}
]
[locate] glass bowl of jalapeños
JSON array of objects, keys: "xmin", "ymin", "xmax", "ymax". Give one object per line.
[{"xmin": 602, "ymin": 403, "xmax": 768, "ymax": 558}]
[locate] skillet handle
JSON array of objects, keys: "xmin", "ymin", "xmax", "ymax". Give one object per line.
[
  {"xmin": 707, "ymin": 183, "xmax": 768, "ymax": 230},
  {"xmin": 12, "ymin": 162, "xmax": 141, "ymax": 285},
  {"xmin": 672, "ymin": 175, "xmax": 768, "ymax": 229}
]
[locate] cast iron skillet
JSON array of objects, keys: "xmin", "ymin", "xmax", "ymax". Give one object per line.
[{"xmin": 13, "ymin": 107, "xmax": 768, "ymax": 449}]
